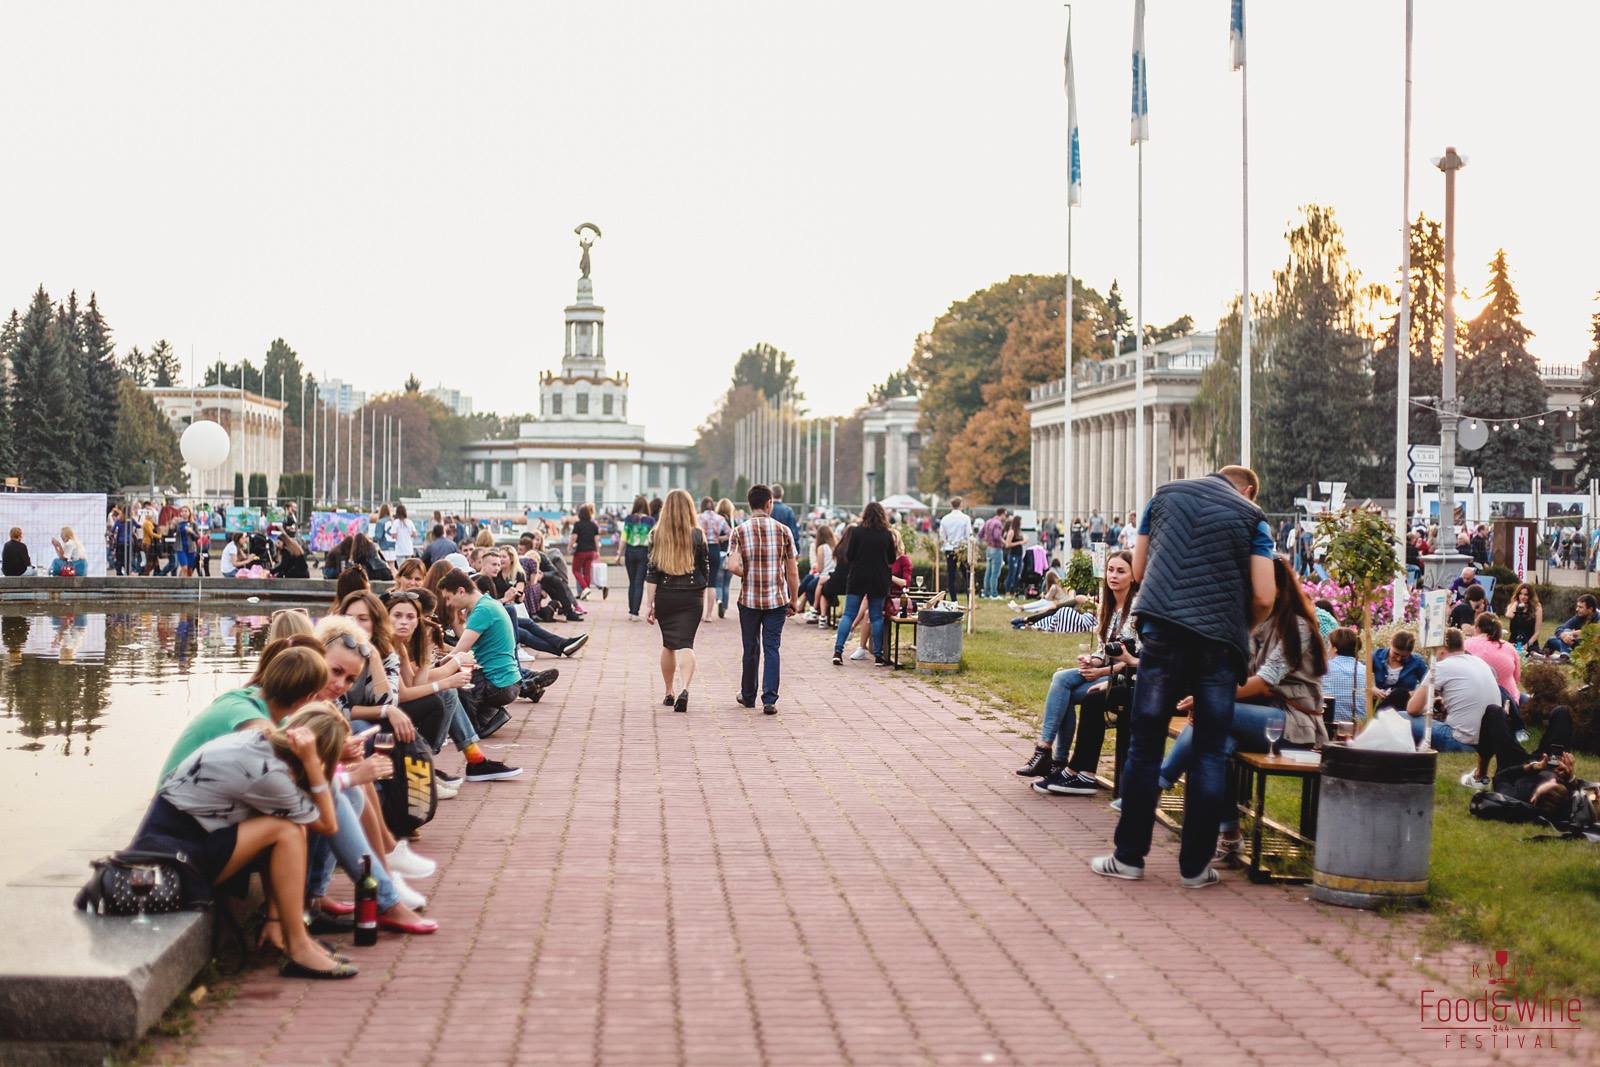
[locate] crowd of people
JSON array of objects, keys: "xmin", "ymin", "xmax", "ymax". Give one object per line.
[{"xmin": 1005, "ymin": 466, "xmax": 1596, "ymax": 888}]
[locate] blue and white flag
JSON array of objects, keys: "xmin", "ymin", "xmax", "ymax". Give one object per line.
[
  {"xmin": 1230, "ymin": 0, "xmax": 1246, "ymax": 70},
  {"xmin": 1065, "ymin": 27, "xmax": 1082, "ymax": 205},
  {"xmin": 1130, "ymin": 0, "xmax": 1150, "ymax": 144}
]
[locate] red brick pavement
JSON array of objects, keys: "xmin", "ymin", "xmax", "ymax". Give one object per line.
[{"xmin": 154, "ymin": 597, "xmax": 1596, "ymax": 1066}]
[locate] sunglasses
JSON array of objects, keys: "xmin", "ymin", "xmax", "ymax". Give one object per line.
[
  {"xmin": 325, "ymin": 631, "xmax": 373, "ymax": 659},
  {"xmin": 386, "ymin": 591, "xmax": 422, "ymax": 603}
]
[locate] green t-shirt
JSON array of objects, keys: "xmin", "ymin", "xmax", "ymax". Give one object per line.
[
  {"xmin": 158, "ymin": 686, "xmax": 269, "ymax": 783},
  {"xmin": 466, "ymin": 594, "xmax": 520, "ymax": 688},
  {"xmin": 622, "ymin": 515, "xmax": 655, "ymax": 548}
]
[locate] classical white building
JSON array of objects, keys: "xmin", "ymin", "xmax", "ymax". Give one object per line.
[
  {"xmin": 144, "ymin": 385, "xmax": 287, "ymax": 499},
  {"xmin": 459, "ymin": 244, "xmax": 691, "ymax": 508},
  {"xmin": 860, "ymin": 394, "xmax": 921, "ymax": 501},
  {"xmin": 1026, "ymin": 332, "xmax": 1216, "ymax": 521}
]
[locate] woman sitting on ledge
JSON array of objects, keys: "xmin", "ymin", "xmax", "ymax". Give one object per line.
[
  {"xmin": 2, "ymin": 527, "xmax": 32, "ymax": 577},
  {"xmin": 131, "ymin": 702, "xmax": 358, "ymax": 979}
]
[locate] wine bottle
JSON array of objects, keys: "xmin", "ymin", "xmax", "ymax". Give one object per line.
[{"xmin": 354, "ymin": 856, "xmax": 379, "ymax": 946}]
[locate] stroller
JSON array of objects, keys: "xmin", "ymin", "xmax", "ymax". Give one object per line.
[
  {"xmin": 248, "ymin": 531, "xmax": 280, "ymax": 572},
  {"xmin": 1016, "ymin": 545, "xmax": 1048, "ymax": 599}
]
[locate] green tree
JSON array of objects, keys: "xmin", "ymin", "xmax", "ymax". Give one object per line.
[
  {"xmin": 1253, "ymin": 206, "xmax": 1380, "ymax": 510},
  {"xmin": 10, "ymin": 287, "xmax": 77, "ymax": 490},
  {"xmin": 1458, "ymin": 250, "xmax": 1552, "ymax": 491},
  {"xmin": 148, "ymin": 339, "xmax": 181, "ymax": 387},
  {"xmin": 204, "ymin": 358, "xmax": 262, "ymax": 394},
  {"xmin": 404, "ymin": 373, "xmax": 422, "ymax": 394},
  {"xmin": 731, "ymin": 342, "xmax": 801, "ymax": 400},
  {"xmin": 868, "ymin": 369, "xmax": 916, "ymax": 403},
  {"xmin": 1144, "ymin": 313, "xmax": 1195, "ymax": 347},
  {"xmin": 1576, "ymin": 296, "xmax": 1600, "ymax": 485},
  {"xmin": 1370, "ymin": 215, "xmax": 1450, "ymax": 477},
  {"xmin": 113, "ymin": 377, "xmax": 184, "ymax": 488},
  {"xmin": 1105, "ymin": 279, "xmax": 1131, "ymax": 354},
  {"xmin": 79, "ymin": 294, "xmax": 123, "ymax": 492},
  {"xmin": 122, "ymin": 344, "xmax": 149, "ymax": 387},
  {"xmin": 0, "ymin": 310, "xmax": 17, "ymax": 475},
  {"xmin": 262, "ymin": 338, "xmax": 304, "ymax": 425}
]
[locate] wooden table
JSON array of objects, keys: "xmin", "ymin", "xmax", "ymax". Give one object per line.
[
  {"xmin": 1232, "ymin": 750, "xmax": 1322, "ymax": 884},
  {"xmin": 886, "ymin": 613, "xmax": 917, "ymax": 668}
]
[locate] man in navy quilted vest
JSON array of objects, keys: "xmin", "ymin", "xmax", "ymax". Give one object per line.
[{"xmin": 1091, "ymin": 466, "xmax": 1277, "ymax": 889}]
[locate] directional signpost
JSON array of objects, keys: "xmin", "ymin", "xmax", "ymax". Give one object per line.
[{"xmin": 1406, "ymin": 444, "xmax": 1472, "ymax": 488}]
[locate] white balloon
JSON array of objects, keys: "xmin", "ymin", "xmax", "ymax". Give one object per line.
[{"xmin": 180, "ymin": 420, "xmax": 231, "ymax": 470}]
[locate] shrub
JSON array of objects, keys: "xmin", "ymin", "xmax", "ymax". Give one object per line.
[
  {"xmin": 1064, "ymin": 551, "xmax": 1096, "ymax": 595},
  {"xmin": 1520, "ymin": 660, "xmax": 1573, "ymax": 729}
]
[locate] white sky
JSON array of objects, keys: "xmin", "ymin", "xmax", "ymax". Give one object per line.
[{"xmin": 4, "ymin": 2, "xmax": 1595, "ymax": 443}]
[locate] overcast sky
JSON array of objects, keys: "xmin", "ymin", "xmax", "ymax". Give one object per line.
[{"xmin": 4, "ymin": 2, "xmax": 1594, "ymax": 443}]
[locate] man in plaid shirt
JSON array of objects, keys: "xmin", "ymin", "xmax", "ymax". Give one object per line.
[{"xmin": 726, "ymin": 483, "xmax": 800, "ymax": 713}]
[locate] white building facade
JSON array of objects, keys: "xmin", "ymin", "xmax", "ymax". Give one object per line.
[
  {"xmin": 1026, "ymin": 332, "xmax": 1216, "ymax": 522},
  {"xmin": 860, "ymin": 395, "xmax": 921, "ymax": 501},
  {"xmin": 459, "ymin": 259, "xmax": 691, "ymax": 509},
  {"xmin": 144, "ymin": 385, "xmax": 286, "ymax": 499}
]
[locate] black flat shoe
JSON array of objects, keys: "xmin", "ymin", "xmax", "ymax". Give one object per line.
[
  {"xmin": 674, "ymin": 691, "xmax": 689, "ymax": 713},
  {"xmin": 308, "ymin": 912, "xmax": 354, "ymax": 935},
  {"xmin": 735, "ymin": 695, "xmax": 756, "ymax": 709},
  {"xmin": 280, "ymin": 958, "xmax": 360, "ymax": 980},
  {"xmin": 663, "ymin": 692, "xmax": 676, "ymax": 706}
]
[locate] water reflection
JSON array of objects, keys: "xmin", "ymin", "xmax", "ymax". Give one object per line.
[{"xmin": 0, "ymin": 600, "xmax": 318, "ymax": 884}]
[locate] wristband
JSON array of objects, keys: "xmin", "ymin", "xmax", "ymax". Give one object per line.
[
  {"xmin": 431, "ymin": 681, "xmax": 440, "ymax": 694},
  {"xmin": 308, "ymin": 782, "xmax": 329, "ymax": 794}
]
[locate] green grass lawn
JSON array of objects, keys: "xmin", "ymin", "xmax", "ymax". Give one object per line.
[{"xmin": 939, "ymin": 600, "xmax": 1600, "ymax": 1006}]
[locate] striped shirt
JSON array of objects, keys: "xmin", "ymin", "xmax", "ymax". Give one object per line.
[{"xmin": 731, "ymin": 514, "xmax": 796, "ymax": 610}]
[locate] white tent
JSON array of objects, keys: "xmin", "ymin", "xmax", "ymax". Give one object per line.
[{"xmin": 878, "ymin": 493, "xmax": 928, "ymax": 511}]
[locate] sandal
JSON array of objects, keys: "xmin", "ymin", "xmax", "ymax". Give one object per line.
[{"xmin": 280, "ymin": 958, "xmax": 360, "ymax": 980}]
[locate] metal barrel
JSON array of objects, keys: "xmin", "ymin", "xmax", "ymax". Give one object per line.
[
  {"xmin": 914, "ymin": 609, "xmax": 964, "ymax": 674},
  {"xmin": 1311, "ymin": 745, "xmax": 1437, "ymax": 909}
]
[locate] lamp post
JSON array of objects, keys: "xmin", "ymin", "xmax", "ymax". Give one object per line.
[{"xmin": 1425, "ymin": 145, "xmax": 1471, "ymax": 588}]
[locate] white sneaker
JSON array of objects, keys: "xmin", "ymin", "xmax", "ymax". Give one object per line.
[
  {"xmin": 1458, "ymin": 770, "xmax": 1490, "ymax": 791},
  {"xmin": 388, "ymin": 839, "xmax": 437, "ymax": 879},
  {"xmin": 849, "ymin": 648, "xmax": 871, "ymax": 661},
  {"xmin": 434, "ymin": 777, "xmax": 460, "ymax": 800},
  {"xmin": 1182, "ymin": 867, "xmax": 1221, "ymax": 889},
  {"xmin": 389, "ymin": 871, "xmax": 428, "ymax": 911},
  {"xmin": 1090, "ymin": 855, "xmax": 1144, "ymax": 881},
  {"xmin": 1109, "ymin": 797, "xmax": 1123, "ymax": 813}
]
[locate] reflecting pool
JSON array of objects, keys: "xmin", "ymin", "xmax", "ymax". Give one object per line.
[{"xmin": 0, "ymin": 600, "xmax": 318, "ymax": 883}]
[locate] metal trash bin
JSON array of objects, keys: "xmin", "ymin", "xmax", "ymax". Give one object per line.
[
  {"xmin": 914, "ymin": 608, "xmax": 964, "ymax": 674},
  {"xmin": 1311, "ymin": 745, "xmax": 1436, "ymax": 909}
]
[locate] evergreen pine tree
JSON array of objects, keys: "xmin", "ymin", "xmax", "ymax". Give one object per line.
[
  {"xmin": 148, "ymin": 339, "xmax": 181, "ymax": 387},
  {"xmin": 1371, "ymin": 215, "xmax": 1448, "ymax": 448},
  {"xmin": 1254, "ymin": 206, "xmax": 1380, "ymax": 510},
  {"xmin": 57, "ymin": 297, "xmax": 91, "ymax": 490},
  {"xmin": 11, "ymin": 287, "xmax": 77, "ymax": 490},
  {"xmin": 0, "ymin": 310, "xmax": 17, "ymax": 475},
  {"xmin": 1457, "ymin": 250, "xmax": 1551, "ymax": 491},
  {"xmin": 80, "ymin": 294, "xmax": 123, "ymax": 492},
  {"xmin": 1104, "ymin": 279, "xmax": 1131, "ymax": 355},
  {"xmin": 122, "ymin": 345, "xmax": 149, "ymax": 386},
  {"xmin": 1576, "ymin": 296, "xmax": 1600, "ymax": 485}
]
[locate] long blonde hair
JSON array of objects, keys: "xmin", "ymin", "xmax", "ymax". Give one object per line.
[
  {"xmin": 266, "ymin": 702, "xmax": 349, "ymax": 787},
  {"xmin": 651, "ymin": 489, "xmax": 699, "ymax": 576}
]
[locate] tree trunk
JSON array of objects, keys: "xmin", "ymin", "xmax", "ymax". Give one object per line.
[{"xmin": 1361, "ymin": 611, "xmax": 1375, "ymax": 724}]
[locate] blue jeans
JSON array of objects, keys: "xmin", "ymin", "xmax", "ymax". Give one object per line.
[
  {"xmin": 625, "ymin": 544, "xmax": 650, "ymax": 616},
  {"xmin": 738, "ymin": 604, "xmax": 787, "ymax": 706},
  {"xmin": 834, "ymin": 594, "xmax": 885, "ymax": 657},
  {"xmin": 514, "ymin": 615, "xmax": 567, "ymax": 655},
  {"xmin": 1160, "ymin": 702, "xmax": 1283, "ymax": 833},
  {"xmin": 1409, "ymin": 715, "xmax": 1478, "ymax": 752},
  {"xmin": 1006, "ymin": 548, "xmax": 1024, "ymax": 593},
  {"xmin": 1114, "ymin": 620, "xmax": 1241, "ymax": 878},
  {"xmin": 716, "ymin": 559, "xmax": 733, "ymax": 608},
  {"xmin": 1041, "ymin": 668, "xmax": 1096, "ymax": 760},
  {"xmin": 308, "ymin": 786, "xmax": 399, "ymax": 911},
  {"xmin": 430, "ymin": 687, "xmax": 479, "ymax": 753},
  {"xmin": 706, "ymin": 546, "xmax": 723, "ymax": 600},
  {"xmin": 984, "ymin": 547, "xmax": 1004, "ymax": 598}
]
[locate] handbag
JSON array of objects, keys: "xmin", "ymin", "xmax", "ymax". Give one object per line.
[
  {"xmin": 378, "ymin": 734, "xmax": 438, "ymax": 837},
  {"xmin": 74, "ymin": 849, "xmax": 211, "ymax": 916}
]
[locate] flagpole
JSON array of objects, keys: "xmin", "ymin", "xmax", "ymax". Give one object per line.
[
  {"xmin": 1238, "ymin": 5, "xmax": 1252, "ymax": 469},
  {"xmin": 1394, "ymin": 0, "xmax": 1415, "ymax": 568},
  {"xmin": 1135, "ymin": 139, "xmax": 1146, "ymax": 512},
  {"xmin": 1062, "ymin": 6, "xmax": 1076, "ymax": 530}
]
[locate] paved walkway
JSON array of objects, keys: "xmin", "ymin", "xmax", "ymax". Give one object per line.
[{"xmin": 155, "ymin": 597, "xmax": 1594, "ymax": 1066}]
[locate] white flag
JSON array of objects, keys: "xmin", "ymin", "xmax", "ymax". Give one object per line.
[
  {"xmin": 1230, "ymin": 0, "xmax": 1246, "ymax": 71},
  {"xmin": 1065, "ymin": 27, "xmax": 1082, "ymax": 206},
  {"xmin": 1130, "ymin": 0, "xmax": 1150, "ymax": 144}
]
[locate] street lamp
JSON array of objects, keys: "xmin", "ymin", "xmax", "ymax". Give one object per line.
[{"xmin": 1426, "ymin": 145, "xmax": 1472, "ymax": 586}]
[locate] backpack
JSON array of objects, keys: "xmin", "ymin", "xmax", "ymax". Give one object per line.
[
  {"xmin": 1468, "ymin": 791, "xmax": 1547, "ymax": 825},
  {"xmin": 378, "ymin": 735, "xmax": 438, "ymax": 837}
]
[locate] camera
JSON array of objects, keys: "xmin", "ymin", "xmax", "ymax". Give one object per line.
[
  {"xmin": 1104, "ymin": 637, "xmax": 1137, "ymax": 661},
  {"xmin": 1548, "ymin": 744, "xmax": 1566, "ymax": 760}
]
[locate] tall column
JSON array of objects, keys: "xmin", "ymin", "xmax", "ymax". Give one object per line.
[
  {"xmin": 862, "ymin": 433, "xmax": 876, "ymax": 504},
  {"xmin": 562, "ymin": 460, "xmax": 573, "ymax": 508},
  {"xmin": 1047, "ymin": 425, "xmax": 1060, "ymax": 516},
  {"xmin": 632, "ymin": 461, "xmax": 643, "ymax": 500},
  {"xmin": 1103, "ymin": 416, "xmax": 1119, "ymax": 517},
  {"xmin": 1030, "ymin": 429, "xmax": 1039, "ymax": 512},
  {"xmin": 1075, "ymin": 421, "xmax": 1090, "ymax": 520},
  {"xmin": 1152, "ymin": 408, "xmax": 1172, "ymax": 494},
  {"xmin": 605, "ymin": 461, "xmax": 618, "ymax": 507},
  {"xmin": 583, "ymin": 461, "xmax": 595, "ymax": 506}
]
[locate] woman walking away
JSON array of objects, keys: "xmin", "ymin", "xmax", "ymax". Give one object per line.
[
  {"xmin": 831, "ymin": 502, "xmax": 896, "ymax": 667},
  {"xmin": 619, "ymin": 495, "xmax": 655, "ymax": 620},
  {"xmin": 569, "ymin": 503, "xmax": 601, "ymax": 597},
  {"xmin": 391, "ymin": 504, "xmax": 417, "ymax": 560},
  {"xmin": 645, "ymin": 489, "xmax": 709, "ymax": 712},
  {"xmin": 699, "ymin": 496, "xmax": 730, "ymax": 622},
  {"xmin": 714, "ymin": 498, "xmax": 737, "ymax": 617}
]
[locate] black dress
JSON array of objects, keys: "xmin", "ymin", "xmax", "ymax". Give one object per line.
[{"xmin": 649, "ymin": 530, "xmax": 709, "ymax": 651}]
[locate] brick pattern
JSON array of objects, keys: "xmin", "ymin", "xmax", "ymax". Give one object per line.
[{"xmin": 155, "ymin": 598, "xmax": 1596, "ymax": 1065}]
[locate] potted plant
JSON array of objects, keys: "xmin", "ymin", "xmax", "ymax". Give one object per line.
[{"xmin": 1314, "ymin": 506, "xmax": 1401, "ymax": 724}]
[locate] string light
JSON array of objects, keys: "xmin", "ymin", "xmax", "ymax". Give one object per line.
[
  {"xmin": 1513, "ymin": 421, "xmax": 1521, "ymax": 430},
  {"xmin": 1492, "ymin": 424, "xmax": 1501, "ymax": 432},
  {"xmin": 1537, "ymin": 417, "xmax": 1546, "ymax": 427}
]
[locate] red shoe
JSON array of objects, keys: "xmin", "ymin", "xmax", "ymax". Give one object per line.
[
  {"xmin": 317, "ymin": 900, "xmax": 355, "ymax": 916},
  {"xmin": 378, "ymin": 914, "xmax": 439, "ymax": 935}
]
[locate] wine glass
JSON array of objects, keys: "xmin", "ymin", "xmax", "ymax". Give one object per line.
[
  {"xmin": 373, "ymin": 731, "xmax": 395, "ymax": 757},
  {"xmin": 128, "ymin": 866, "xmax": 160, "ymax": 927},
  {"xmin": 1263, "ymin": 713, "xmax": 1285, "ymax": 758},
  {"xmin": 1334, "ymin": 719, "xmax": 1355, "ymax": 744},
  {"xmin": 914, "ymin": 574, "xmax": 926, "ymax": 592}
]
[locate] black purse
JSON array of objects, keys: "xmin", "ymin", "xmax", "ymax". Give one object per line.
[{"xmin": 74, "ymin": 849, "xmax": 211, "ymax": 916}]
